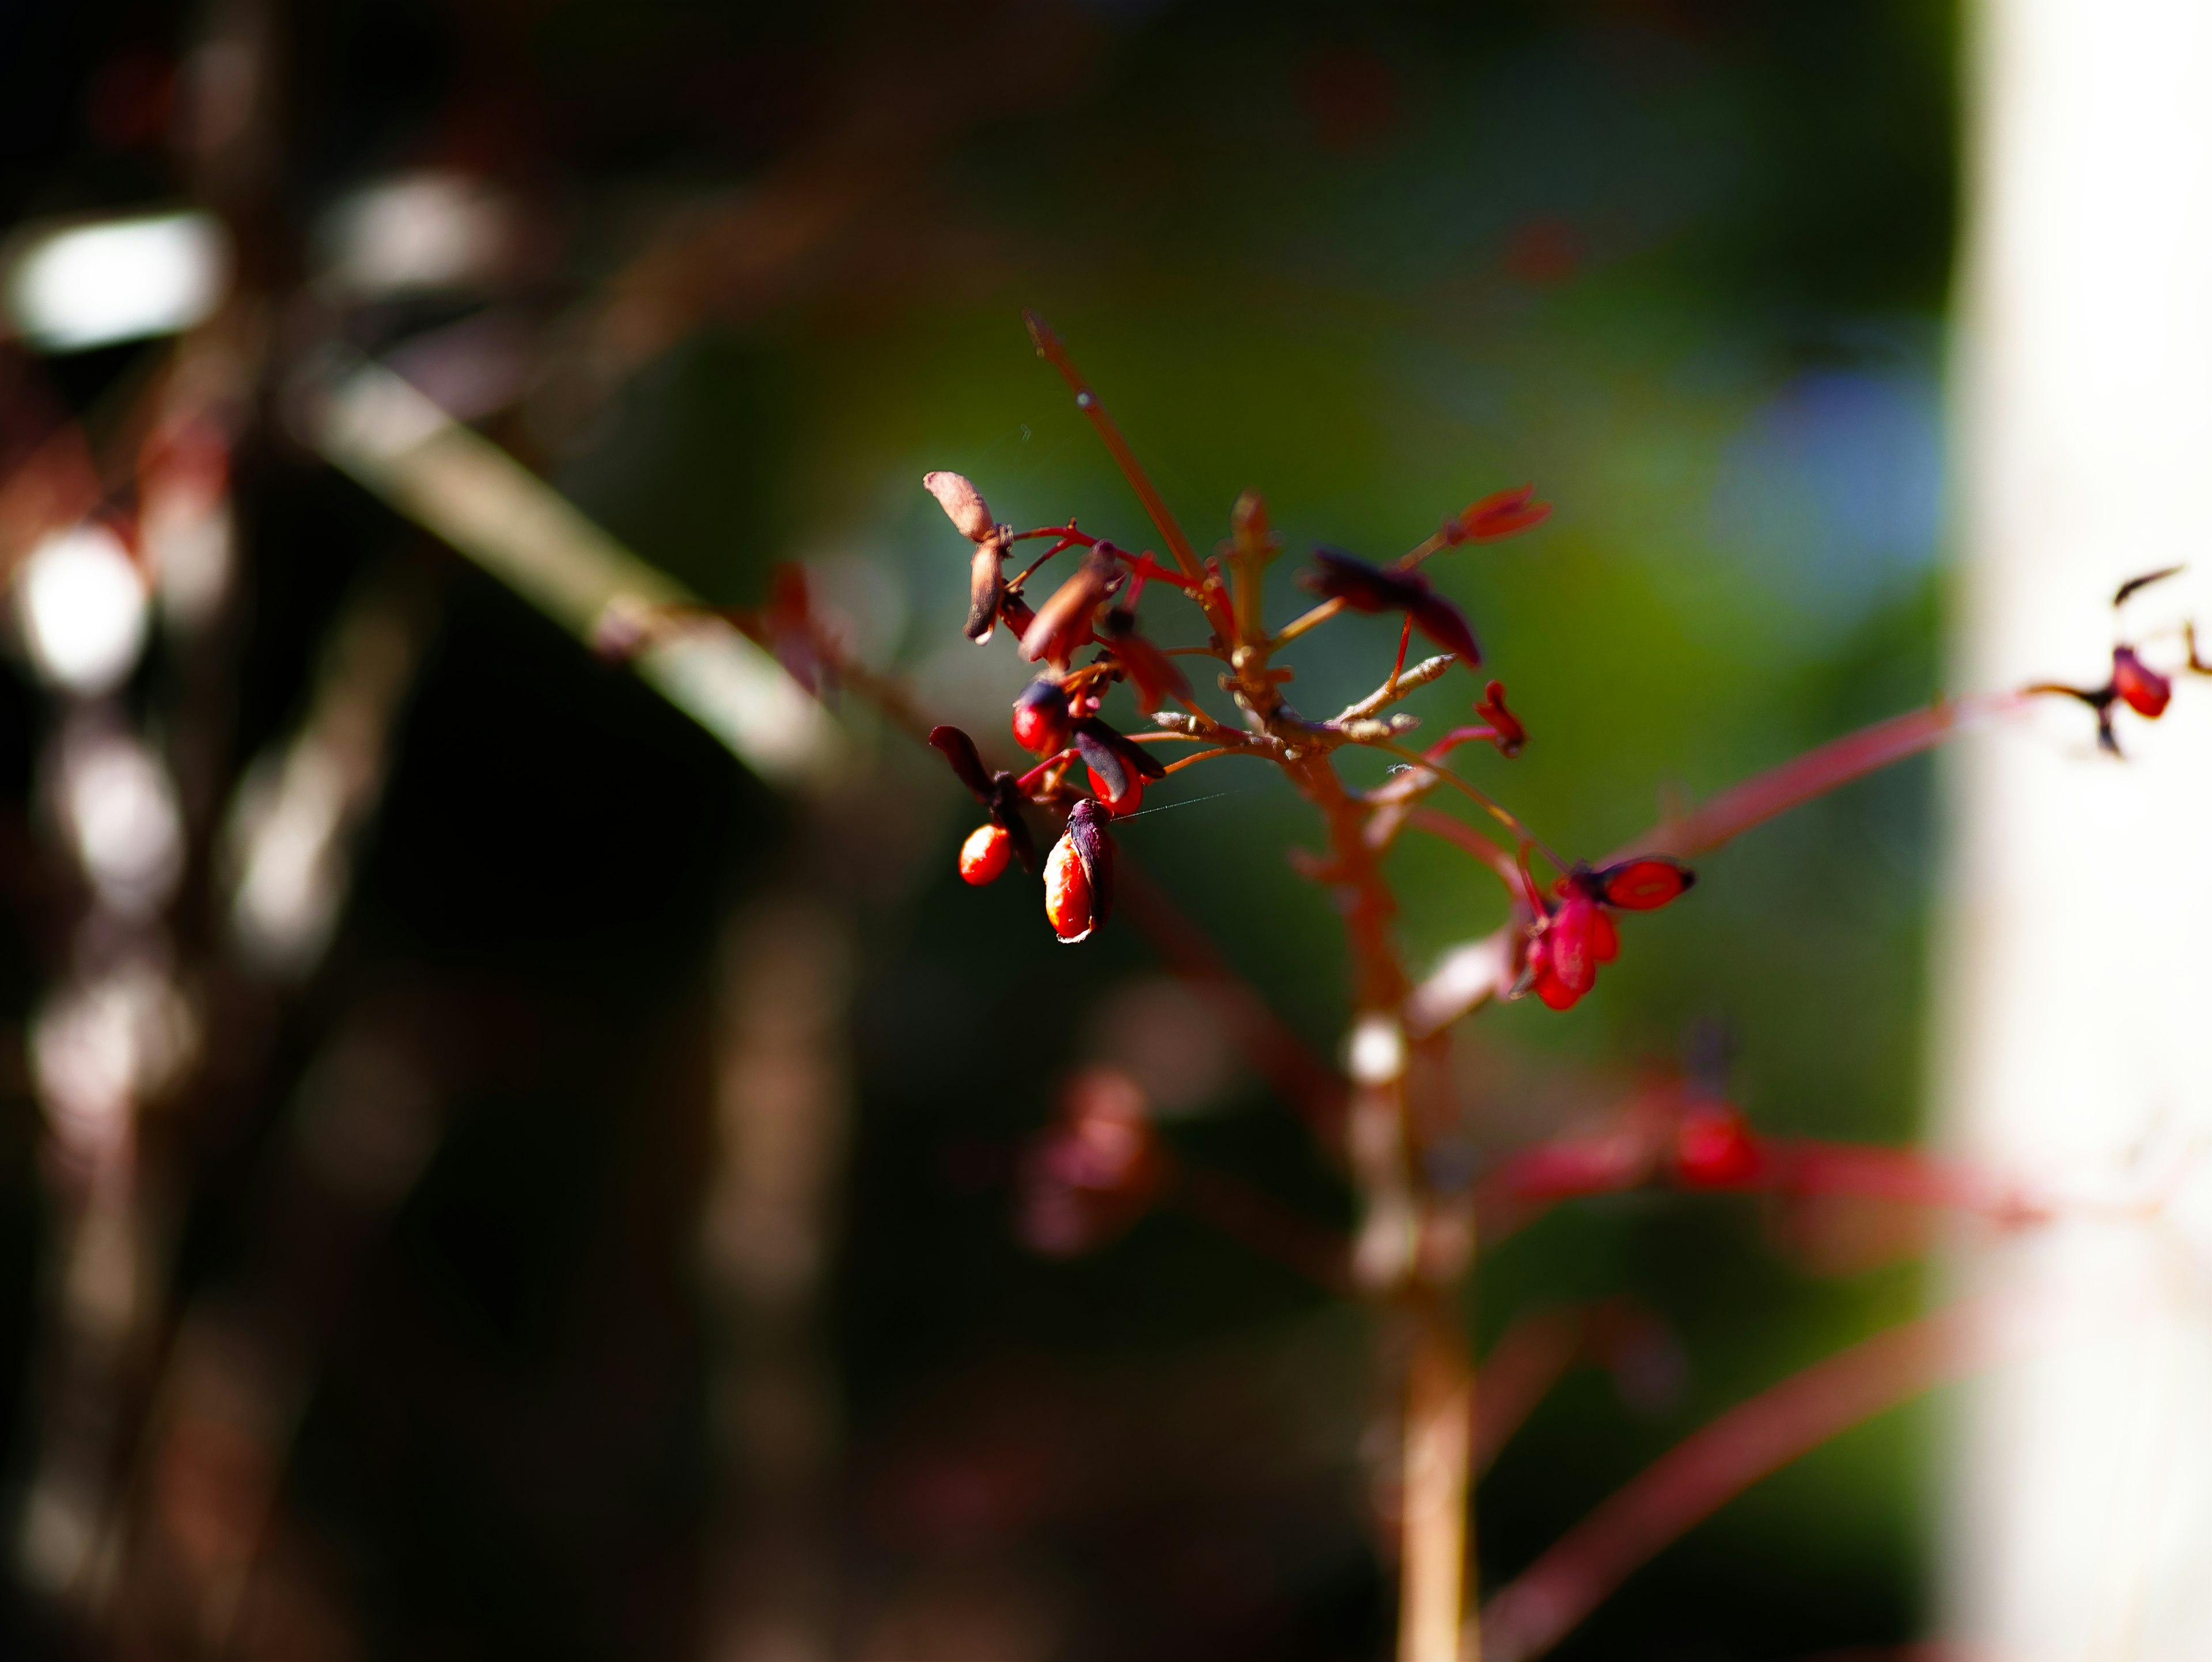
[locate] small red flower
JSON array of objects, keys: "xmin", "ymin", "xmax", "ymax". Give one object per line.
[
  {"xmin": 1473, "ymin": 679, "xmax": 1527, "ymax": 758},
  {"xmin": 959, "ymin": 823, "xmax": 1013, "ymax": 885},
  {"xmin": 1450, "ymin": 483, "xmax": 1552, "ymax": 544},
  {"xmin": 1521, "ymin": 857, "xmax": 1694, "ymax": 1011},
  {"xmin": 2112, "ymin": 646, "xmax": 2172, "ymax": 718},
  {"xmin": 1298, "ymin": 547, "xmax": 1482, "ymax": 666},
  {"xmin": 1044, "ymin": 799, "xmax": 1115, "ymax": 942}
]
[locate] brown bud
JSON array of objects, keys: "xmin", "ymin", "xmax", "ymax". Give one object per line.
[
  {"xmin": 923, "ymin": 471, "xmax": 995, "ymax": 542},
  {"xmin": 965, "ymin": 537, "xmax": 1006, "ymax": 642},
  {"xmin": 1021, "ymin": 544, "xmax": 1119, "ymax": 664}
]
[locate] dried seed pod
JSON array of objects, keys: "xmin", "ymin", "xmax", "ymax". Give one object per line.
[
  {"xmin": 923, "ymin": 471, "xmax": 995, "ymax": 542},
  {"xmin": 965, "ymin": 536, "xmax": 1007, "ymax": 642},
  {"xmin": 959, "ymin": 823, "xmax": 1013, "ymax": 885},
  {"xmin": 1072, "ymin": 718, "xmax": 1164, "ymax": 816}
]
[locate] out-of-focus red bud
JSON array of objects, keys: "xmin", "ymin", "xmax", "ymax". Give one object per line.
[
  {"xmin": 1474, "ymin": 679, "xmax": 1527, "ymax": 756},
  {"xmin": 1099, "ymin": 613, "xmax": 1192, "ymax": 713},
  {"xmin": 923, "ymin": 470, "xmax": 995, "ymax": 542},
  {"xmin": 1593, "ymin": 857, "xmax": 1696, "ymax": 911},
  {"xmin": 1672, "ymin": 1105, "xmax": 1764, "ymax": 1189},
  {"xmin": 1452, "ymin": 483, "xmax": 1551, "ymax": 543},
  {"xmin": 1546, "ymin": 894, "xmax": 1600, "ymax": 998},
  {"xmin": 1012, "ymin": 679, "xmax": 1071, "ymax": 754},
  {"xmin": 1043, "ymin": 800, "xmax": 1114, "ymax": 942},
  {"xmin": 1021, "ymin": 544, "xmax": 1118, "ymax": 664},
  {"xmin": 959, "ymin": 823, "xmax": 1013, "ymax": 885},
  {"xmin": 1017, "ymin": 1066, "xmax": 1162, "ymax": 1255},
  {"xmin": 2112, "ymin": 646, "xmax": 2172, "ymax": 718},
  {"xmin": 1298, "ymin": 548, "xmax": 1482, "ymax": 665}
]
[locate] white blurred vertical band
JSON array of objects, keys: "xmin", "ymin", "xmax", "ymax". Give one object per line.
[
  {"xmin": 1944, "ymin": 3, "xmax": 2212, "ymax": 1658},
  {"xmin": 312, "ymin": 357, "xmax": 842, "ymax": 789}
]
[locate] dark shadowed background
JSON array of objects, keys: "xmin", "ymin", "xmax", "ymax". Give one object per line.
[{"xmin": 0, "ymin": 2, "xmax": 1957, "ymax": 1657}]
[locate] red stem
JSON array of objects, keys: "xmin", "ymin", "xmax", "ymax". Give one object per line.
[{"xmin": 1479, "ymin": 1305, "xmax": 2006, "ymax": 1662}]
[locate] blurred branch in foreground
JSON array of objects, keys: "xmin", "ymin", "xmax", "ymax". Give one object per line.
[{"xmin": 308, "ymin": 357, "xmax": 842, "ymax": 790}]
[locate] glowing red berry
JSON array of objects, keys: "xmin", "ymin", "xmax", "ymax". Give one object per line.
[
  {"xmin": 1043, "ymin": 800, "xmax": 1114, "ymax": 943},
  {"xmin": 1085, "ymin": 763, "xmax": 1144, "ymax": 816},
  {"xmin": 1012, "ymin": 679, "xmax": 1071, "ymax": 753},
  {"xmin": 2112, "ymin": 646, "xmax": 2172, "ymax": 718},
  {"xmin": 959, "ymin": 823, "xmax": 1012, "ymax": 885}
]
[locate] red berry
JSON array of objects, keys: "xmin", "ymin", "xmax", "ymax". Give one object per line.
[
  {"xmin": 959, "ymin": 823, "xmax": 1012, "ymax": 885},
  {"xmin": 1012, "ymin": 679, "xmax": 1071, "ymax": 753},
  {"xmin": 1044, "ymin": 833, "xmax": 1095, "ymax": 940},
  {"xmin": 1085, "ymin": 763, "xmax": 1144, "ymax": 816},
  {"xmin": 2112, "ymin": 647, "xmax": 2172, "ymax": 718},
  {"xmin": 1592, "ymin": 910, "xmax": 1619, "ymax": 964}
]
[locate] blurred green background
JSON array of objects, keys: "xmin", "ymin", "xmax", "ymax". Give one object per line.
[{"xmin": 2, "ymin": 1, "xmax": 1961, "ymax": 1656}]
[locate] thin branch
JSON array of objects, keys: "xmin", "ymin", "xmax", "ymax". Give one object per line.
[
  {"xmin": 1406, "ymin": 807, "xmax": 1521, "ymax": 892},
  {"xmin": 1478, "ymin": 1304, "xmax": 2009, "ymax": 1662},
  {"xmin": 1023, "ymin": 311, "xmax": 1205, "ymax": 586},
  {"xmin": 1613, "ymin": 694, "xmax": 2027, "ymax": 863}
]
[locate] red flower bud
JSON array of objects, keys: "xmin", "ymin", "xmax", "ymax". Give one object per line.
[
  {"xmin": 1474, "ymin": 679, "xmax": 1526, "ymax": 757},
  {"xmin": 1671, "ymin": 1105, "xmax": 1764, "ymax": 1189},
  {"xmin": 2112, "ymin": 646, "xmax": 2172, "ymax": 718},
  {"xmin": 1012, "ymin": 678, "xmax": 1071, "ymax": 754},
  {"xmin": 1044, "ymin": 800, "xmax": 1114, "ymax": 942},
  {"xmin": 959, "ymin": 823, "xmax": 1012, "ymax": 885},
  {"xmin": 1452, "ymin": 483, "xmax": 1551, "ymax": 543},
  {"xmin": 923, "ymin": 470, "xmax": 995, "ymax": 542},
  {"xmin": 1590, "ymin": 857, "xmax": 1695, "ymax": 911}
]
